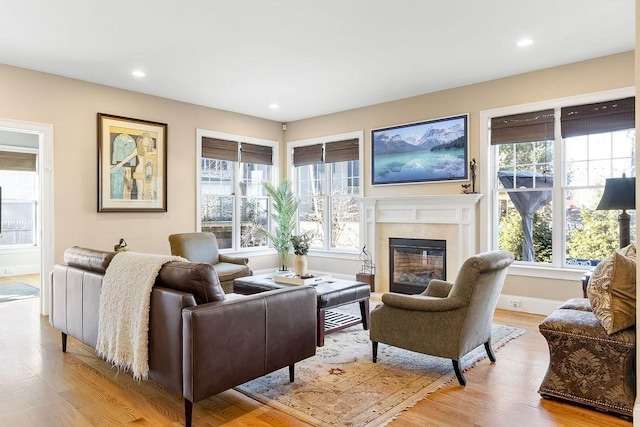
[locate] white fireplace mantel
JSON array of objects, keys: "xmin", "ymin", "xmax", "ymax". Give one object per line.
[{"xmin": 359, "ymin": 194, "xmax": 483, "ymax": 291}]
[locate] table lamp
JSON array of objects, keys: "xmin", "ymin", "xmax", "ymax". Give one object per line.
[{"xmin": 596, "ymin": 173, "xmax": 636, "ymax": 248}]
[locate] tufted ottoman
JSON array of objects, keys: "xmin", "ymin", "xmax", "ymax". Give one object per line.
[
  {"xmin": 234, "ymin": 274, "xmax": 370, "ymax": 346},
  {"xmin": 538, "ymin": 303, "xmax": 635, "ymax": 418}
]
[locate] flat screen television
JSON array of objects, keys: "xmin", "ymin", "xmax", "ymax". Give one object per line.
[{"xmin": 371, "ymin": 114, "xmax": 469, "ymax": 186}]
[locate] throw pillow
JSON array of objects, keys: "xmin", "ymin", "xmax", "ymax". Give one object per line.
[
  {"xmin": 588, "ymin": 249, "xmax": 636, "ymax": 334},
  {"xmin": 618, "ymin": 243, "xmax": 637, "ymax": 259},
  {"xmin": 608, "ymin": 252, "xmax": 636, "ymax": 333}
]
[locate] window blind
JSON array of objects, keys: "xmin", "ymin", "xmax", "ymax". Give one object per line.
[
  {"xmin": 240, "ymin": 142, "xmax": 273, "ymax": 165},
  {"xmin": 325, "ymin": 138, "xmax": 359, "ymax": 163},
  {"xmin": 0, "ymin": 151, "xmax": 37, "ymax": 171},
  {"xmin": 201, "ymin": 137, "xmax": 238, "ymax": 161},
  {"xmin": 292, "ymin": 144, "xmax": 323, "ymax": 166},
  {"xmin": 561, "ymin": 97, "xmax": 635, "ymax": 138},
  {"xmin": 491, "ymin": 109, "xmax": 555, "ymax": 145}
]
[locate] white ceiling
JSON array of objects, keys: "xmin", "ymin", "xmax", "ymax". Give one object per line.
[{"xmin": 0, "ymin": 1, "xmax": 634, "ymax": 122}]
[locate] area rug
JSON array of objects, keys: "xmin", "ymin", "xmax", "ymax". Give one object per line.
[
  {"xmin": 0, "ymin": 282, "xmax": 40, "ymax": 302},
  {"xmin": 236, "ymin": 323, "xmax": 524, "ymax": 426}
]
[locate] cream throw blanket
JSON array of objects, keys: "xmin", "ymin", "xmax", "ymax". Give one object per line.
[{"xmin": 96, "ymin": 251, "xmax": 185, "ymax": 380}]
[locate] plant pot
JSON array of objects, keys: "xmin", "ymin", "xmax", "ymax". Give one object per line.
[{"xmin": 294, "ymin": 254, "xmax": 307, "ymax": 276}]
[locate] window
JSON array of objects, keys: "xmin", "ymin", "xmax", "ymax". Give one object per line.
[
  {"xmin": 291, "ymin": 134, "xmax": 362, "ymax": 252},
  {"xmin": 489, "ymin": 95, "xmax": 635, "ymax": 268},
  {"xmin": 0, "ymin": 150, "xmax": 38, "ymax": 247},
  {"xmin": 198, "ymin": 132, "xmax": 275, "ymax": 251}
]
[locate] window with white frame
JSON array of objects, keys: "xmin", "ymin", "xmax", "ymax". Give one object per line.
[
  {"xmin": 489, "ymin": 96, "xmax": 635, "ymax": 267},
  {"xmin": 291, "ymin": 136, "xmax": 361, "ymax": 252},
  {"xmin": 0, "ymin": 150, "xmax": 38, "ymax": 247},
  {"xmin": 199, "ymin": 134, "xmax": 274, "ymax": 251}
]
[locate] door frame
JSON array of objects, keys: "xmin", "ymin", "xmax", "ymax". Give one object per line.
[{"xmin": 0, "ymin": 118, "xmax": 54, "ymax": 315}]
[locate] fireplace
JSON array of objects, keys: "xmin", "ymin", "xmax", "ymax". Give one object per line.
[{"xmin": 389, "ymin": 238, "xmax": 446, "ymax": 294}]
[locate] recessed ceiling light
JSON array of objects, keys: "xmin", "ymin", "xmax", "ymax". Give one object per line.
[
  {"xmin": 132, "ymin": 70, "xmax": 146, "ymax": 77},
  {"xmin": 517, "ymin": 38, "xmax": 533, "ymax": 47},
  {"xmin": 269, "ymin": 104, "xmax": 279, "ymax": 109}
]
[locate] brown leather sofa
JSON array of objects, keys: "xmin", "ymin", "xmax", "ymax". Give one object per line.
[{"xmin": 49, "ymin": 246, "xmax": 316, "ymax": 427}]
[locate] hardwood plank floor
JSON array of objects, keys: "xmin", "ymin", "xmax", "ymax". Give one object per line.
[{"xmin": 0, "ymin": 290, "xmax": 632, "ymax": 426}]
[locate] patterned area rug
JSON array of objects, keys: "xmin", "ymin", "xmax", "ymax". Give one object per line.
[
  {"xmin": 0, "ymin": 282, "xmax": 39, "ymax": 303},
  {"xmin": 236, "ymin": 323, "xmax": 524, "ymax": 426}
]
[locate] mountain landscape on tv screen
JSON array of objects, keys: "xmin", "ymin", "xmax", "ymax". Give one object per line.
[
  {"xmin": 373, "ymin": 123, "xmax": 465, "ymax": 155},
  {"xmin": 372, "ymin": 120, "xmax": 467, "ymax": 185}
]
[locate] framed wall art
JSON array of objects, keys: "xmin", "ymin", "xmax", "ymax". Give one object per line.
[
  {"xmin": 97, "ymin": 113, "xmax": 168, "ymax": 212},
  {"xmin": 371, "ymin": 114, "xmax": 468, "ymax": 185}
]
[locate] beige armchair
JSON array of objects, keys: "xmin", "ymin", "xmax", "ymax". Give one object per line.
[
  {"xmin": 370, "ymin": 250, "xmax": 514, "ymax": 386},
  {"xmin": 168, "ymin": 232, "xmax": 252, "ymax": 293}
]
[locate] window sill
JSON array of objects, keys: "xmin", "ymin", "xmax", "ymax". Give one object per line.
[
  {"xmin": 221, "ymin": 248, "xmax": 275, "ymax": 257},
  {"xmin": 307, "ymin": 249, "xmax": 360, "ymax": 261},
  {"xmin": 507, "ymin": 263, "xmax": 591, "ymax": 282},
  {"xmin": 0, "ymin": 245, "xmax": 39, "ymax": 255}
]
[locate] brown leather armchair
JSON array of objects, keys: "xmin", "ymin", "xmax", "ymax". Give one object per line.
[
  {"xmin": 168, "ymin": 232, "xmax": 252, "ymax": 293},
  {"xmin": 370, "ymin": 250, "xmax": 514, "ymax": 386}
]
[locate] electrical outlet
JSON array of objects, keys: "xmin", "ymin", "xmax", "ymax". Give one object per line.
[{"xmin": 508, "ymin": 299, "xmax": 521, "ymax": 308}]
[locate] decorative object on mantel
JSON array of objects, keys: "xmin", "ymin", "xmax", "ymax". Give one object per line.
[
  {"xmin": 461, "ymin": 158, "xmax": 478, "ymax": 194},
  {"xmin": 113, "ymin": 238, "xmax": 128, "ymax": 252},
  {"xmin": 291, "ymin": 233, "xmax": 312, "ymax": 276},
  {"xmin": 470, "ymin": 158, "xmax": 477, "ymax": 193},
  {"xmin": 356, "ymin": 245, "xmax": 376, "ymax": 292},
  {"xmin": 257, "ymin": 180, "xmax": 299, "ymax": 272}
]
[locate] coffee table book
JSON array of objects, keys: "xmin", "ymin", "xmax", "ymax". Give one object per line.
[{"xmin": 273, "ymin": 273, "xmax": 332, "ymax": 286}]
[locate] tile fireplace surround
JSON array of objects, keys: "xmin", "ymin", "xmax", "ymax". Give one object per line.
[{"xmin": 360, "ymin": 194, "xmax": 483, "ymax": 293}]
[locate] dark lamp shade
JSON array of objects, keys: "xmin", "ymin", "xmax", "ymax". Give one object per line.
[{"xmin": 596, "ymin": 176, "xmax": 636, "ymax": 211}]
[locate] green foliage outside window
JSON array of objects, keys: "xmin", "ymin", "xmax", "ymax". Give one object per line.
[
  {"xmin": 498, "ymin": 206, "xmax": 552, "ymax": 263},
  {"xmin": 499, "ymin": 204, "xmax": 623, "ymax": 264}
]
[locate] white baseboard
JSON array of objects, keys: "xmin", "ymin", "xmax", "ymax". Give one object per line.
[
  {"xmin": 0, "ymin": 264, "xmax": 39, "ymax": 277},
  {"xmin": 497, "ymin": 294, "xmax": 563, "ymax": 316}
]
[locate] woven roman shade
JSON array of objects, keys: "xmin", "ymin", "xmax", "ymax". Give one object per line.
[
  {"xmin": 491, "ymin": 109, "xmax": 555, "ymax": 145},
  {"xmin": 0, "ymin": 151, "xmax": 37, "ymax": 171},
  {"xmin": 561, "ymin": 97, "xmax": 635, "ymax": 138},
  {"xmin": 201, "ymin": 137, "xmax": 238, "ymax": 161},
  {"xmin": 293, "ymin": 144, "xmax": 323, "ymax": 166},
  {"xmin": 240, "ymin": 142, "xmax": 273, "ymax": 165},
  {"xmin": 325, "ymin": 138, "xmax": 359, "ymax": 163}
]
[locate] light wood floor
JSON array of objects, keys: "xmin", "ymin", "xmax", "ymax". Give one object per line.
[{"xmin": 0, "ymin": 285, "xmax": 632, "ymax": 426}]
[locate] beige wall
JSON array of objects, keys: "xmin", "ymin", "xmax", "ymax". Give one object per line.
[
  {"xmin": 285, "ymin": 51, "xmax": 635, "ymax": 301},
  {"xmin": 0, "ymin": 64, "xmax": 283, "ymax": 264},
  {"xmin": 0, "ymin": 51, "xmax": 634, "ymax": 303}
]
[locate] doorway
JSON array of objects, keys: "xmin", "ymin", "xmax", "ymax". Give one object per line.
[{"xmin": 0, "ymin": 119, "xmax": 54, "ymax": 315}]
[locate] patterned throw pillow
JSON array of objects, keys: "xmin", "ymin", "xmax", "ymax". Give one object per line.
[{"xmin": 587, "ymin": 244, "xmax": 636, "ymax": 334}]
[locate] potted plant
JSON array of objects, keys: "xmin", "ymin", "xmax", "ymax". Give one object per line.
[
  {"xmin": 291, "ymin": 233, "xmax": 312, "ymax": 276},
  {"xmin": 257, "ymin": 180, "xmax": 298, "ymax": 271}
]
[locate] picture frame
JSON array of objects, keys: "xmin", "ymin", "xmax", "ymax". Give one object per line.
[
  {"xmin": 97, "ymin": 113, "xmax": 168, "ymax": 212},
  {"xmin": 371, "ymin": 114, "xmax": 468, "ymax": 185}
]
